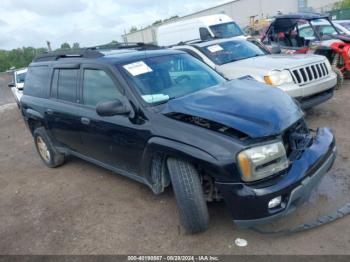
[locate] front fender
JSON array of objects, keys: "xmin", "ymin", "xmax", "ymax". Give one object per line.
[{"xmin": 140, "ymin": 136, "xmax": 238, "ymax": 186}]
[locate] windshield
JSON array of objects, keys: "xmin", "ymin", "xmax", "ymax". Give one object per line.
[
  {"xmin": 119, "ymin": 53, "xmax": 225, "ymax": 104},
  {"xmin": 200, "ymin": 40, "xmax": 267, "ymax": 65},
  {"xmin": 16, "ymin": 73, "xmax": 26, "ymax": 83},
  {"xmin": 209, "ymin": 22, "xmax": 244, "ymax": 38}
]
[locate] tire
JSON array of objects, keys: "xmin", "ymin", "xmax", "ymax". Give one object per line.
[
  {"xmin": 167, "ymin": 158, "xmax": 209, "ymax": 234},
  {"xmin": 33, "ymin": 127, "xmax": 65, "ymax": 168}
]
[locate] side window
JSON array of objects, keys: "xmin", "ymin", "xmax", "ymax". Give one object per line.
[
  {"xmin": 83, "ymin": 69, "xmax": 122, "ymax": 107},
  {"xmin": 23, "ymin": 66, "xmax": 49, "ymax": 97},
  {"xmin": 57, "ymin": 69, "xmax": 78, "ymax": 102}
]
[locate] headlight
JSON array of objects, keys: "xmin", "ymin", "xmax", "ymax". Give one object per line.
[
  {"xmin": 237, "ymin": 141, "xmax": 289, "ymax": 182},
  {"xmin": 264, "ymin": 70, "xmax": 294, "ymax": 86}
]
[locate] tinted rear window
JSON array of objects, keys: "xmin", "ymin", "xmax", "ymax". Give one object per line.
[
  {"xmin": 57, "ymin": 69, "xmax": 78, "ymax": 102},
  {"xmin": 23, "ymin": 66, "xmax": 49, "ymax": 97}
]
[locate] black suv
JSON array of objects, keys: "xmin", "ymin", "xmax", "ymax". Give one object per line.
[{"xmin": 21, "ymin": 44, "xmax": 336, "ymax": 234}]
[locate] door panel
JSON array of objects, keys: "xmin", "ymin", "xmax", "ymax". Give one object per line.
[
  {"xmin": 77, "ymin": 66, "xmax": 148, "ymax": 175},
  {"xmin": 46, "ymin": 100, "xmax": 83, "ymax": 151},
  {"xmin": 46, "ymin": 67, "xmax": 83, "ymax": 151}
]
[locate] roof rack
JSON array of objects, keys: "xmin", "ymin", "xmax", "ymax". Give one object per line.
[
  {"xmin": 88, "ymin": 42, "xmax": 162, "ymax": 51},
  {"xmin": 33, "ymin": 49, "xmax": 103, "ymax": 62},
  {"xmin": 33, "ymin": 42, "xmax": 163, "ymax": 62}
]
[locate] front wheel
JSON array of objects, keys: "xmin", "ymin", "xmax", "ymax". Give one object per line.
[{"xmin": 167, "ymin": 158, "xmax": 209, "ymax": 234}]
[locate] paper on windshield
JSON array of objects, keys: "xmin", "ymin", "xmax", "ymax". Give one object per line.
[
  {"xmin": 123, "ymin": 61, "xmax": 153, "ymax": 76},
  {"xmin": 207, "ymin": 44, "xmax": 224, "ymax": 53},
  {"xmin": 142, "ymin": 94, "xmax": 170, "ymax": 103}
]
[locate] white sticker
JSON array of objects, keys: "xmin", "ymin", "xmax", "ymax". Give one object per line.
[
  {"xmin": 123, "ymin": 61, "xmax": 153, "ymax": 76},
  {"xmin": 142, "ymin": 94, "xmax": 169, "ymax": 103},
  {"xmin": 207, "ymin": 44, "xmax": 224, "ymax": 53}
]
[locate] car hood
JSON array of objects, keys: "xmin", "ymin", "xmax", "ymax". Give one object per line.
[
  {"xmin": 218, "ymin": 54, "xmax": 325, "ymax": 72},
  {"xmin": 162, "ymin": 79, "xmax": 303, "ymax": 138}
]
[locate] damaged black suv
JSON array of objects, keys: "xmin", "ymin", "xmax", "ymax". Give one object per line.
[{"xmin": 21, "ymin": 44, "xmax": 336, "ymax": 234}]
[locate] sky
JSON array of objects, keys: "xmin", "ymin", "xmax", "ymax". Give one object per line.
[{"xmin": 0, "ymin": 0, "xmax": 229, "ymax": 50}]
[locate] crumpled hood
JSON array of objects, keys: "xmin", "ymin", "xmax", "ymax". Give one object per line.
[
  {"xmin": 218, "ymin": 54, "xmax": 326, "ymax": 73},
  {"xmin": 162, "ymin": 79, "xmax": 303, "ymax": 138}
]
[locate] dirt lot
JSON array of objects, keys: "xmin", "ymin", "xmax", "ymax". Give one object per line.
[{"xmin": 0, "ymin": 73, "xmax": 349, "ymax": 255}]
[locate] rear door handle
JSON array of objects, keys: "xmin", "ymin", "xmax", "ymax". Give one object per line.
[
  {"xmin": 81, "ymin": 117, "xmax": 90, "ymax": 125},
  {"xmin": 46, "ymin": 109, "xmax": 54, "ymax": 115}
]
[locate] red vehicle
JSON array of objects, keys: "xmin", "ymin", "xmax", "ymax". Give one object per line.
[{"xmin": 261, "ymin": 13, "xmax": 350, "ymax": 87}]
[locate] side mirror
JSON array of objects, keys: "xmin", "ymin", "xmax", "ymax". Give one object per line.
[
  {"xmin": 96, "ymin": 99, "xmax": 131, "ymax": 117},
  {"xmin": 199, "ymin": 27, "xmax": 212, "ymax": 41},
  {"xmin": 270, "ymin": 45, "xmax": 282, "ymax": 54},
  {"xmin": 8, "ymin": 82, "xmax": 15, "ymax": 88}
]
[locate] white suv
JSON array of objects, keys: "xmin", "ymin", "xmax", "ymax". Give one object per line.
[
  {"xmin": 173, "ymin": 38, "xmax": 337, "ymax": 109},
  {"xmin": 8, "ymin": 68, "xmax": 27, "ymax": 107}
]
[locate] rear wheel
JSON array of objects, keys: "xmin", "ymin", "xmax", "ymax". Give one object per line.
[
  {"xmin": 34, "ymin": 127, "xmax": 65, "ymax": 168},
  {"xmin": 167, "ymin": 158, "xmax": 209, "ymax": 234}
]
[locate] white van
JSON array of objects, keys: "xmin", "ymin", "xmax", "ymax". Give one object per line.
[{"xmin": 157, "ymin": 14, "xmax": 245, "ymax": 46}]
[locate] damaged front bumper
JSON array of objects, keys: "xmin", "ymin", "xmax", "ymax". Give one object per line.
[{"xmin": 216, "ymin": 128, "xmax": 336, "ymax": 227}]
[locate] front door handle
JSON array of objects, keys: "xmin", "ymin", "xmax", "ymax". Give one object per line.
[{"xmin": 81, "ymin": 117, "xmax": 90, "ymax": 125}]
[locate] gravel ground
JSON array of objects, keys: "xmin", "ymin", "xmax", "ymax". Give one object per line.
[{"xmin": 0, "ymin": 73, "xmax": 349, "ymax": 255}]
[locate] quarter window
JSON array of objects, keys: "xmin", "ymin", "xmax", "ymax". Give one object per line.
[
  {"xmin": 23, "ymin": 66, "xmax": 49, "ymax": 97},
  {"xmin": 83, "ymin": 69, "xmax": 122, "ymax": 107}
]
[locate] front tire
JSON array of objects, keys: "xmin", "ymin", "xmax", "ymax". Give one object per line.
[
  {"xmin": 34, "ymin": 127, "xmax": 65, "ymax": 168},
  {"xmin": 167, "ymin": 158, "xmax": 209, "ymax": 234}
]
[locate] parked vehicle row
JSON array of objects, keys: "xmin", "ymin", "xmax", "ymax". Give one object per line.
[
  {"xmin": 262, "ymin": 13, "xmax": 350, "ymax": 83},
  {"xmin": 172, "ymin": 38, "xmax": 337, "ymax": 109},
  {"xmin": 19, "ymin": 40, "xmax": 337, "ymax": 234}
]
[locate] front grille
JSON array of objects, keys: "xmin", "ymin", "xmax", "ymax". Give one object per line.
[{"xmin": 291, "ymin": 62, "xmax": 329, "ymax": 86}]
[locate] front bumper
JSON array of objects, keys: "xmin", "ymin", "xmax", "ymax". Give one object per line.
[
  {"xmin": 296, "ymin": 87, "xmax": 335, "ymax": 110},
  {"xmin": 216, "ymin": 128, "xmax": 336, "ymax": 227},
  {"xmin": 280, "ymin": 73, "xmax": 337, "ymax": 109}
]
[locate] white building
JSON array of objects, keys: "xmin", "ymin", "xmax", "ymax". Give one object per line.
[{"xmin": 122, "ymin": 0, "xmax": 340, "ymax": 44}]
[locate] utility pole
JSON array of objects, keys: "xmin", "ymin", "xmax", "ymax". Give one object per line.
[{"xmin": 46, "ymin": 41, "xmax": 52, "ymax": 51}]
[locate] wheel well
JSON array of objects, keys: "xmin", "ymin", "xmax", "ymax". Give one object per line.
[
  {"xmin": 27, "ymin": 118, "xmax": 43, "ymax": 135},
  {"xmin": 150, "ymin": 154, "xmax": 221, "ymax": 201}
]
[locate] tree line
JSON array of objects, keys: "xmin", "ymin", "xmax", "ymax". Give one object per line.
[{"xmin": 0, "ymin": 42, "xmax": 81, "ymax": 72}]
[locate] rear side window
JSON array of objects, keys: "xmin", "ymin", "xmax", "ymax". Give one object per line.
[
  {"xmin": 24, "ymin": 66, "xmax": 49, "ymax": 97},
  {"xmin": 83, "ymin": 69, "xmax": 122, "ymax": 107},
  {"xmin": 57, "ymin": 69, "xmax": 78, "ymax": 102}
]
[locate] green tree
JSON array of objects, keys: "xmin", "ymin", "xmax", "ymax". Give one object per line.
[
  {"xmin": 0, "ymin": 47, "xmax": 48, "ymax": 72},
  {"xmin": 333, "ymin": 0, "xmax": 350, "ymax": 10},
  {"xmin": 60, "ymin": 42, "xmax": 71, "ymax": 49},
  {"xmin": 72, "ymin": 42, "xmax": 80, "ymax": 49},
  {"xmin": 129, "ymin": 26, "xmax": 138, "ymax": 33},
  {"xmin": 152, "ymin": 19, "xmax": 163, "ymax": 26}
]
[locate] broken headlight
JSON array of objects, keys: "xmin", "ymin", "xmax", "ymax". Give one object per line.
[{"xmin": 237, "ymin": 141, "xmax": 289, "ymax": 182}]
